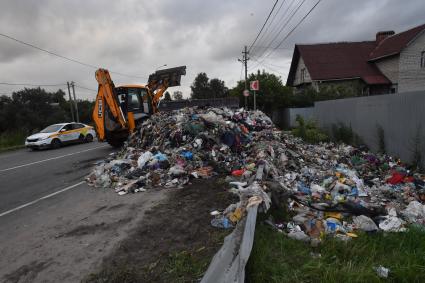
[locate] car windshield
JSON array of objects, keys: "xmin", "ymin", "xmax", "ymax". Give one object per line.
[{"xmin": 40, "ymin": 124, "xmax": 63, "ymax": 133}]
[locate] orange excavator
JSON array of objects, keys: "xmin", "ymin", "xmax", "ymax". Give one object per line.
[{"xmin": 92, "ymin": 66, "xmax": 186, "ymax": 147}]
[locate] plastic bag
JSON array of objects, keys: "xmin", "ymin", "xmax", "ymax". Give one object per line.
[{"xmin": 137, "ymin": 151, "xmax": 153, "ymax": 168}]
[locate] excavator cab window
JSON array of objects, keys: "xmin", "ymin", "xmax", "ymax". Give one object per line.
[
  {"xmin": 127, "ymin": 90, "xmax": 141, "ymax": 111},
  {"xmin": 115, "ymin": 87, "xmax": 152, "ymax": 118}
]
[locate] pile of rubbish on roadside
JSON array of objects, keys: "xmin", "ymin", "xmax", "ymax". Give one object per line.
[{"xmin": 87, "ymin": 106, "xmax": 425, "ymax": 243}]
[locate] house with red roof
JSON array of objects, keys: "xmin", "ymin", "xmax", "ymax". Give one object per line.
[{"xmin": 286, "ymin": 23, "xmax": 425, "ymax": 95}]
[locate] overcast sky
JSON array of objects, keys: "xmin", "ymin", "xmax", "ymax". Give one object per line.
[{"xmin": 0, "ymin": 0, "xmax": 424, "ymax": 100}]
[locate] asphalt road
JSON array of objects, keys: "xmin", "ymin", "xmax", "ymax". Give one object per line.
[
  {"xmin": 0, "ymin": 141, "xmax": 169, "ymax": 282},
  {"xmin": 0, "ymin": 141, "xmax": 113, "ymax": 213}
]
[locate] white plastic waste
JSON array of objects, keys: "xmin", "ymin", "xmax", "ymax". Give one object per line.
[
  {"xmin": 402, "ymin": 201, "xmax": 425, "ymax": 222},
  {"xmin": 375, "ymin": 265, "xmax": 390, "ymax": 278},
  {"xmin": 353, "ymin": 215, "xmax": 378, "ymax": 231},
  {"xmin": 137, "ymin": 151, "xmax": 153, "ymax": 168}
]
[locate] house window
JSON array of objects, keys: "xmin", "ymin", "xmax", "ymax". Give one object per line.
[
  {"xmin": 301, "ymin": 68, "xmax": 306, "ymax": 82},
  {"xmin": 421, "ymin": 51, "xmax": 425, "ymax": 68}
]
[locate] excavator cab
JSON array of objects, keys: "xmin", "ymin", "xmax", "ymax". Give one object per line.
[
  {"xmin": 116, "ymin": 86, "xmax": 152, "ymax": 121},
  {"xmin": 92, "ymin": 66, "xmax": 186, "ymax": 147}
]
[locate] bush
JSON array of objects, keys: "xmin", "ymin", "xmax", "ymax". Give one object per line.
[
  {"xmin": 331, "ymin": 123, "xmax": 363, "ymax": 146},
  {"xmin": 292, "ymin": 115, "xmax": 328, "ymax": 144},
  {"xmin": 0, "ymin": 130, "xmax": 27, "ymax": 149}
]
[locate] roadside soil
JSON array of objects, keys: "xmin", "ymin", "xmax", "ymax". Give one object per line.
[{"xmin": 84, "ymin": 177, "xmax": 237, "ymax": 283}]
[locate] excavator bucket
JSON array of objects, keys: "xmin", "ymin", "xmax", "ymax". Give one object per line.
[{"xmin": 148, "ymin": 66, "xmax": 186, "ymax": 88}]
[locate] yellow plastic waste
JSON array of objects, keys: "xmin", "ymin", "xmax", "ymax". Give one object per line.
[
  {"xmin": 325, "ymin": 212, "xmax": 342, "ymax": 220},
  {"xmin": 229, "ymin": 207, "xmax": 244, "ymax": 223}
]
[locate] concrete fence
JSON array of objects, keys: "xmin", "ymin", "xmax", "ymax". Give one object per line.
[{"xmin": 277, "ymin": 91, "xmax": 425, "ymax": 167}]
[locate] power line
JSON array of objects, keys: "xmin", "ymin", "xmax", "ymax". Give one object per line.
[
  {"xmin": 251, "ymin": 0, "xmax": 296, "ymax": 58},
  {"xmin": 250, "ymin": 45, "xmax": 292, "ymax": 50},
  {"xmin": 251, "ymin": 0, "xmax": 320, "ymax": 71},
  {"xmin": 271, "ymin": 0, "xmax": 322, "ymax": 54},
  {"xmin": 248, "ymin": 0, "xmax": 279, "ymax": 53},
  {"xmin": 250, "ymin": 0, "xmax": 287, "ymax": 55},
  {"xmin": 0, "ymin": 82, "xmax": 65, "ymax": 87},
  {"xmin": 0, "ymin": 32, "xmax": 147, "ymax": 80},
  {"xmin": 255, "ymin": 0, "xmax": 307, "ymax": 63},
  {"xmin": 74, "ymin": 84, "xmax": 97, "ymax": 92}
]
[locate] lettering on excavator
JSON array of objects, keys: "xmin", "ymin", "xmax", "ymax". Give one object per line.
[{"xmin": 98, "ymin": 99, "xmax": 102, "ymax": 118}]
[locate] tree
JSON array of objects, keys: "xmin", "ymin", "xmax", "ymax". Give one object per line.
[
  {"xmin": 230, "ymin": 70, "xmax": 291, "ymax": 115},
  {"xmin": 190, "ymin": 72, "xmax": 210, "ymax": 99},
  {"xmin": 173, "ymin": 91, "xmax": 183, "ymax": 100},
  {"xmin": 163, "ymin": 91, "xmax": 172, "ymax": 101},
  {"xmin": 209, "ymin": 78, "xmax": 228, "ymax": 98}
]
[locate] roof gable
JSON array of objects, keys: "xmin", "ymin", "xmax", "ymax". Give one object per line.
[
  {"xmin": 287, "ymin": 42, "xmax": 390, "ymax": 86},
  {"xmin": 369, "ymin": 23, "xmax": 425, "ymax": 60}
]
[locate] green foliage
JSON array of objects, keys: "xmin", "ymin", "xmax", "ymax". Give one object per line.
[
  {"xmin": 173, "ymin": 91, "xmax": 183, "ymax": 100},
  {"xmin": 209, "ymin": 78, "xmax": 227, "ymax": 98},
  {"xmin": 377, "ymin": 124, "xmax": 386, "ymax": 154},
  {"xmin": 292, "ymin": 115, "xmax": 329, "ymax": 144},
  {"xmin": 229, "ymin": 70, "xmax": 292, "ymax": 115},
  {"xmin": 191, "ymin": 73, "xmax": 228, "ymax": 99},
  {"xmin": 247, "ymin": 223, "xmax": 425, "ymax": 283},
  {"xmin": 410, "ymin": 125, "xmax": 423, "ymax": 171},
  {"xmin": 163, "ymin": 91, "xmax": 172, "ymax": 101},
  {"xmin": 331, "ymin": 123, "xmax": 363, "ymax": 146},
  {"xmin": 285, "ymin": 81, "xmax": 366, "ymax": 108},
  {"xmin": 0, "ymin": 130, "xmax": 27, "ymax": 150},
  {"xmin": 0, "ymin": 87, "xmax": 95, "ymax": 148}
]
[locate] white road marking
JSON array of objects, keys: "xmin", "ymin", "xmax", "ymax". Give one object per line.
[
  {"xmin": 0, "ymin": 145, "xmax": 108, "ymax": 172},
  {"xmin": 0, "ymin": 181, "xmax": 85, "ymax": 217}
]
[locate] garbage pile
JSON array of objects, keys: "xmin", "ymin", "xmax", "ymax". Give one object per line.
[{"xmin": 87, "ymin": 106, "xmax": 425, "ymax": 243}]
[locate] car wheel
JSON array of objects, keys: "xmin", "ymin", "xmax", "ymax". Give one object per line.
[
  {"xmin": 78, "ymin": 134, "xmax": 85, "ymax": 143},
  {"xmin": 51, "ymin": 138, "xmax": 61, "ymax": 149},
  {"xmin": 85, "ymin": 134, "xmax": 93, "ymax": 143}
]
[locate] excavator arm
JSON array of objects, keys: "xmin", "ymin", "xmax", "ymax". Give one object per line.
[
  {"xmin": 92, "ymin": 69, "xmax": 127, "ymax": 141},
  {"xmin": 147, "ymin": 66, "xmax": 186, "ymax": 112}
]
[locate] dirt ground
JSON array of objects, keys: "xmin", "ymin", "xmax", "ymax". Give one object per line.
[{"xmin": 85, "ymin": 177, "xmax": 237, "ymax": 283}]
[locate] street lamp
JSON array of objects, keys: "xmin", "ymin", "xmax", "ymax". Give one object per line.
[{"xmin": 155, "ymin": 64, "xmax": 167, "ymax": 71}]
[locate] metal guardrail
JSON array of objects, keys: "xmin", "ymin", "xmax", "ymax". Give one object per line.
[{"xmin": 159, "ymin": 97, "xmax": 240, "ymax": 111}]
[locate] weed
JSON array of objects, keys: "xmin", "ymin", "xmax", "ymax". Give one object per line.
[
  {"xmin": 331, "ymin": 123, "xmax": 363, "ymax": 146},
  {"xmin": 292, "ymin": 115, "xmax": 329, "ymax": 144},
  {"xmin": 0, "ymin": 130, "xmax": 27, "ymax": 149},
  {"xmin": 377, "ymin": 124, "xmax": 386, "ymax": 154},
  {"xmin": 410, "ymin": 125, "xmax": 423, "ymax": 171}
]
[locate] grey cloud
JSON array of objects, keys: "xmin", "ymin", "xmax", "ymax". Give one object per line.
[{"xmin": 0, "ymin": 0, "xmax": 424, "ymax": 99}]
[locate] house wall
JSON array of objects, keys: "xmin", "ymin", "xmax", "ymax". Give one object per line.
[
  {"xmin": 293, "ymin": 57, "xmax": 312, "ymax": 86},
  {"xmin": 375, "ymin": 55, "xmax": 399, "ymax": 83},
  {"xmin": 399, "ymin": 31, "xmax": 425, "ymax": 92}
]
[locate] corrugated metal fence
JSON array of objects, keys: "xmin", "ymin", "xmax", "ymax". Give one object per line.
[{"xmin": 280, "ymin": 91, "xmax": 425, "ymax": 166}]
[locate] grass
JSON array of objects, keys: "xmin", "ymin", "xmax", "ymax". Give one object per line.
[
  {"xmin": 0, "ymin": 131, "xmax": 27, "ymax": 151},
  {"xmin": 246, "ymin": 223, "xmax": 425, "ymax": 283}
]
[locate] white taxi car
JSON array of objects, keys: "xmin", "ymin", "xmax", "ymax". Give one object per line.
[{"xmin": 25, "ymin": 122, "xmax": 96, "ymax": 149}]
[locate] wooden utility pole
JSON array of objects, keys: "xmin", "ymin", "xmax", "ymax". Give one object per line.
[
  {"xmin": 67, "ymin": 82, "xmax": 75, "ymax": 122},
  {"xmin": 71, "ymin": 82, "xmax": 79, "ymax": 123}
]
